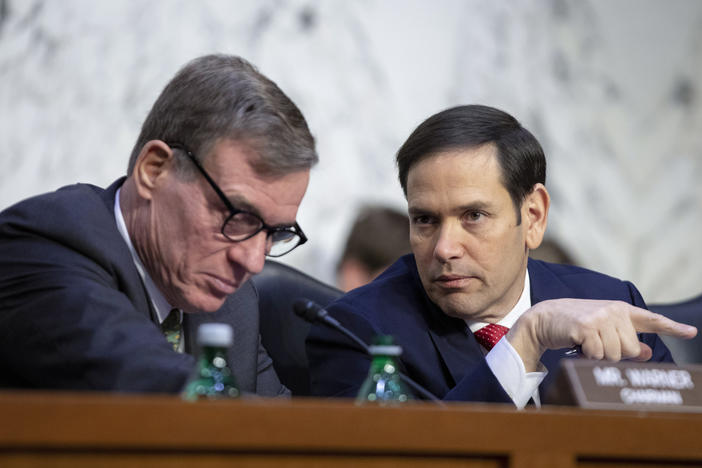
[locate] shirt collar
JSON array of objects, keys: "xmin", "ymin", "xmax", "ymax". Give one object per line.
[
  {"xmin": 466, "ymin": 268, "xmax": 532, "ymax": 333},
  {"xmin": 114, "ymin": 187, "xmax": 178, "ymax": 325}
]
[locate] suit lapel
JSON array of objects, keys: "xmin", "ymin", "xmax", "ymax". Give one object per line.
[
  {"xmin": 99, "ymin": 178, "xmax": 156, "ymax": 323},
  {"xmin": 182, "ymin": 284, "xmax": 261, "ymax": 392},
  {"xmin": 415, "ymin": 259, "xmax": 590, "ymax": 395},
  {"xmin": 183, "ymin": 313, "xmax": 204, "ymax": 355},
  {"xmin": 528, "ymin": 258, "xmax": 574, "ymax": 305},
  {"xmin": 421, "ymin": 260, "xmax": 564, "ymax": 387},
  {"xmin": 182, "ymin": 304, "xmax": 237, "ymax": 355},
  {"xmin": 400, "ymin": 259, "xmax": 486, "ymax": 388},
  {"xmin": 421, "ymin": 292, "xmax": 485, "ymax": 387}
]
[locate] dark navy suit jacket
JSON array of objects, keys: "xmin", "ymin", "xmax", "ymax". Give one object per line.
[
  {"xmin": 0, "ymin": 178, "xmax": 287, "ymax": 395},
  {"xmin": 307, "ymin": 254, "xmax": 672, "ymax": 402}
]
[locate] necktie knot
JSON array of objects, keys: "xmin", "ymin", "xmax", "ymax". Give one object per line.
[
  {"xmin": 473, "ymin": 323, "xmax": 509, "ymax": 351},
  {"xmin": 161, "ymin": 308, "xmax": 182, "ymax": 352}
]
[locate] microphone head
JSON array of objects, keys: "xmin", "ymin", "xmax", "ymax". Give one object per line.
[
  {"xmin": 293, "ymin": 298, "xmax": 323, "ymax": 322},
  {"xmin": 293, "ymin": 298, "xmax": 311, "ymax": 316}
]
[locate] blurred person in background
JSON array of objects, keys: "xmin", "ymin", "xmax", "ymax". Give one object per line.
[
  {"xmin": 336, "ymin": 205, "xmax": 411, "ymax": 291},
  {"xmin": 529, "ymin": 237, "xmax": 575, "ymax": 265}
]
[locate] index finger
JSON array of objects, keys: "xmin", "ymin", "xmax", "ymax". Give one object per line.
[{"xmin": 629, "ymin": 306, "xmax": 698, "ymax": 339}]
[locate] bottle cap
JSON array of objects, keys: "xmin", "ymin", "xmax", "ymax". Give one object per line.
[
  {"xmin": 369, "ymin": 334, "xmax": 401, "ymax": 355},
  {"xmin": 197, "ymin": 323, "xmax": 233, "ymax": 347},
  {"xmin": 368, "ymin": 345, "xmax": 402, "ymax": 356}
]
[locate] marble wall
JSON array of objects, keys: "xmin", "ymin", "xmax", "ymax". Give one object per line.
[{"xmin": 1, "ymin": 0, "xmax": 701, "ymax": 302}]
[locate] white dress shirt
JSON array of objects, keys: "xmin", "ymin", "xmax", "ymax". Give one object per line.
[
  {"xmin": 466, "ymin": 270, "xmax": 547, "ymax": 409},
  {"xmin": 114, "ymin": 188, "xmax": 183, "ymax": 352}
]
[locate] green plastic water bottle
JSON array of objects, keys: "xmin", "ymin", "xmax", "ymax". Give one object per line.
[
  {"xmin": 182, "ymin": 323, "xmax": 240, "ymax": 401},
  {"xmin": 356, "ymin": 335, "xmax": 413, "ymax": 405}
]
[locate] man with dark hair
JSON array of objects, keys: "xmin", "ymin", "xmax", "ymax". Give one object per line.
[
  {"xmin": 336, "ymin": 205, "xmax": 410, "ymax": 291},
  {"xmin": 0, "ymin": 54, "xmax": 317, "ymax": 394},
  {"xmin": 308, "ymin": 104, "xmax": 696, "ymax": 407}
]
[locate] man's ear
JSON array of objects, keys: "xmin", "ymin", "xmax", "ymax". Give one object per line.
[
  {"xmin": 132, "ymin": 140, "xmax": 175, "ymax": 200},
  {"xmin": 522, "ymin": 183, "xmax": 550, "ymax": 250}
]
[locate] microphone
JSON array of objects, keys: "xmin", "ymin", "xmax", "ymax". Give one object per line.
[
  {"xmin": 294, "ymin": 298, "xmax": 443, "ymax": 404},
  {"xmin": 294, "ymin": 298, "xmax": 370, "ymax": 354}
]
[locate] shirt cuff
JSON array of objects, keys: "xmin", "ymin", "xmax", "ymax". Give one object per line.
[{"xmin": 485, "ymin": 337, "xmax": 547, "ymax": 409}]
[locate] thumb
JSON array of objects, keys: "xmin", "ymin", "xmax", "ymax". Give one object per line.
[{"xmin": 630, "ymin": 342, "xmax": 653, "ymax": 362}]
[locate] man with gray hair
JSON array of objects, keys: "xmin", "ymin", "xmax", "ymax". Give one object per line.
[{"xmin": 0, "ymin": 54, "xmax": 317, "ymax": 394}]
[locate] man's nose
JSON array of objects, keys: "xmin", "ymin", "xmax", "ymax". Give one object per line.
[
  {"xmin": 227, "ymin": 231, "xmax": 268, "ymax": 275},
  {"xmin": 433, "ymin": 221, "xmax": 464, "ymax": 262}
]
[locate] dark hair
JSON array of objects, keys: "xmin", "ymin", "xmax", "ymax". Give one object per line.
[
  {"xmin": 337, "ymin": 205, "xmax": 411, "ymax": 273},
  {"xmin": 128, "ymin": 54, "xmax": 317, "ymax": 176},
  {"xmin": 396, "ymin": 104, "xmax": 545, "ymax": 224}
]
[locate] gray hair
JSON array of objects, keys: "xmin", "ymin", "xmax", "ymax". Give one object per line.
[{"xmin": 127, "ymin": 54, "xmax": 317, "ymax": 176}]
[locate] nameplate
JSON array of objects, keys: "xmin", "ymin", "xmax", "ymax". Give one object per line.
[{"xmin": 546, "ymin": 360, "xmax": 702, "ymax": 412}]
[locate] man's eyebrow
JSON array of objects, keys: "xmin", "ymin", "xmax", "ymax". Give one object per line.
[
  {"xmin": 407, "ymin": 205, "xmax": 432, "ymax": 216},
  {"xmin": 226, "ymin": 194, "xmax": 260, "ymax": 216},
  {"xmin": 407, "ymin": 200, "xmax": 494, "ymax": 216},
  {"xmin": 226, "ymin": 194, "xmax": 296, "ymax": 229},
  {"xmin": 457, "ymin": 201, "xmax": 494, "ymax": 212}
]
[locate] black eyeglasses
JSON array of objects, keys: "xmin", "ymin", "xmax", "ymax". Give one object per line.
[{"xmin": 167, "ymin": 142, "xmax": 307, "ymax": 257}]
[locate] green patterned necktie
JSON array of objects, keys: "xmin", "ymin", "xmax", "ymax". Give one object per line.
[{"xmin": 161, "ymin": 308, "xmax": 182, "ymax": 352}]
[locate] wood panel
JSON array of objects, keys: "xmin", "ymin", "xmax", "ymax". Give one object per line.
[{"xmin": 1, "ymin": 391, "xmax": 701, "ymax": 467}]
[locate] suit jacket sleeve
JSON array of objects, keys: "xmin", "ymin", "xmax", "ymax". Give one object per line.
[
  {"xmin": 0, "ymin": 183, "xmax": 196, "ymax": 392},
  {"xmin": 0, "ymin": 230, "xmax": 196, "ymax": 392},
  {"xmin": 254, "ymin": 334, "xmax": 291, "ymax": 397},
  {"xmin": 307, "ymin": 293, "xmax": 511, "ymax": 403}
]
